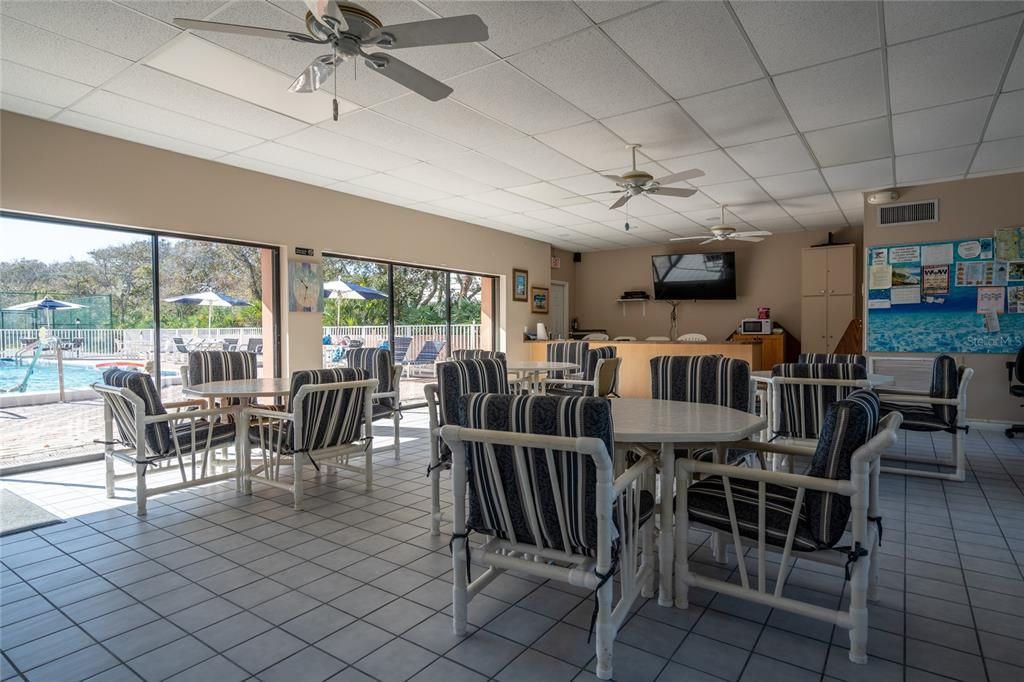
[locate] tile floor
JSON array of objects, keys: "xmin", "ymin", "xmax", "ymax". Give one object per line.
[{"xmin": 2, "ymin": 409, "xmax": 1023, "ymax": 682}]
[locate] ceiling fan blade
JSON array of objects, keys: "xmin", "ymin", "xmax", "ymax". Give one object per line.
[
  {"xmin": 173, "ymin": 18, "xmax": 311, "ymax": 41},
  {"xmin": 364, "ymin": 53, "xmax": 452, "ymax": 101},
  {"xmin": 601, "ymin": 174, "xmax": 626, "ymax": 184},
  {"xmin": 609, "ymin": 193, "xmax": 631, "ymax": 210},
  {"xmin": 649, "ymin": 186, "xmax": 698, "ymax": 198},
  {"xmin": 700, "ymin": 238, "xmax": 717, "ymax": 245},
  {"xmin": 652, "ymin": 168, "xmax": 705, "ymax": 186},
  {"xmin": 735, "ymin": 230, "xmax": 773, "ymax": 237},
  {"xmin": 583, "ymin": 190, "xmax": 625, "ymax": 196},
  {"xmin": 303, "ymin": 0, "xmax": 347, "ymax": 32},
  {"xmin": 730, "ymin": 236, "xmax": 764, "ymax": 242},
  {"xmin": 669, "ymin": 235, "xmax": 712, "ymax": 241},
  {"xmin": 289, "ymin": 55, "xmax": 336, "ymax": 93},
  {"xmin": 369, "ymin": 15, "xmax": 488, "ymax": 49}
]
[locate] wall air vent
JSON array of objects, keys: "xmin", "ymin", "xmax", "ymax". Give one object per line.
[{"xmin": 878, "ymin": 200, "xmax": 938, "ymax": 226}]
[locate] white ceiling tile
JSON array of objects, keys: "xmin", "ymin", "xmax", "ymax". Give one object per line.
[
  {"xmin": 821, "ymin": 158, "xmax": 894, "ymax": 192},
  {"xmin": 556, "ymin": 201, "xmax": 615, "ymax": 221},
  {"xmin": 600, "ymin": 103, "xmax": 716, "ymax": 160},
  {"xmin": 373, "ymin": 96, "xmax": 522, "ymax": 149},
  {"xmin": 507, "ymin": 182, "xmax": 592, "ymax": 206},
  {"xmin": 448, "ymin": 62, "xmax": 589, "ymax": 135},
  {"xmin": 524, "ymin": 207, "xmax": 592, "ymax": 226},
  {"xmin": 884, "ymin": 1, "xmax": 1023, "ymax": 44},
  {"xmin": 751, "ymin": 216, "xmax": 803, "ymax": 232},
  {"xmin": 841, "ymin": 203, "xmax": 865, "ymax": 225},
  {"xmin": 550, "ymin": 171, "xmax": 620, "ymax": 196},
  {"xmin": 2, "ymin": 0, "xmax": 179, "ymax": 60},
  {"xmin": 0, "ymin": 93, "xmax": 60, "ymax": 119},
  {"xmin": 1005, "ymin": 41, "xmax": 1024, "ymax": 92},
  {"xmin": 464, "ymin": 190, "xmax": 548, "ymax": 213},
  {"xmin": 428, "ymin": 151, "xmax": 538, "ymax": 187},
  {"xmin": 146, "ymin": 34, "xmax": 343, "ymax": 124},
  {"xmin": 104, "ymin": 65, "xmax": 308, "ymax": 139},
  {"xmin": 350, "ymin": 173, "xmax": 453, "ymax": 203},
  {"xmin": 985, "ymin": 90, "xmax": 1024, "ymax": 140},
  {"xmin": 70, "ymin": 89, "xmax": 262, "ymax": 152},
  {"xmin": 427, "ymin": 196, "xmax": 507, "ymax": 219},
  {"xmin": 832, "ymin": 190, "xmax": 866, "ymax": 211},
  {"xmin": 575, "ymin": 1, "xmax": 655, "ymax": 24},
  {"xmin": 650, "ymin": 190, "xmax": 720, "ymax": 212},
  {"xmin": 732, "ymin": 1, "xmax": 880, "ymax": 74},
  {"xmin": 387, "ymin": 162, "xmax": 493, "ymax": 195},
  {"xmin": 423, "ymin": 1, "xmax": 591, "ymax": 57},
  {"xmin": 0, "ymin": 59, "xmax": 92, "ymax": 108},
  {"xmin": 700, "ymin": 180, "xmax": 771, "ymax": 205},
  {"xmin": 727, "ymin": 202, "xmax": 789, "ymax": 221},
  {"xmin": 774, "ymin": 51, "xmax": 887, "ymax": 131},
  {"xmin": 892, "ymin": 97, "xmax": 991, "ymax": 155},
  {"xmin": 603, "ymin": 2, "xmax": 762, "ymax": 99},
  {"xmin": 220, "ymin": 152, "xmax": 337, "ymax": 186},
  {"xmin": 679, "ymin": 79, "xmax": 795, "ymax": 147},
  {"xmin": 642, "ymin": 213, "xmax": 703, "ymax": 232},
  {"xmin": 509, "ymin": 28, "xmax": 668, "ymax": 118},
  {"xmin": 610, "ymin": 195, "xmax": 679, "ymax": 218},
  {"xmin": 477, "ymin": 137, "xmax": 589, "ymax": 180},
  {"xmin": 895, "ymin": 145, "xmax": 977, "ymax": 183},
  {"xmin": 490, "ymin": 213, "xmax": 558, "ymax": 231},
  {"xmin": 805, "ymin": 117, "xmax": 893, "ymax": 167},
  {"xmin": 888, "ymin": 16, "xmax": 1021, "ymax": 113},
  {"xmin": 537, "ymin": 121, "xmax": 635, "ymax": 171},
  {"xmin": 778, "ymin": 193, "xmax": 841, "ymax": 216},
  {"xmin": 757, "ymin": 169, "xmax": 829, "ymax": 200},
  {"xmin": 329, "ymin": 110, "xmax": 467, "ymax": 161},
  {"xmin": 727, "ymin": 135, "xmax": 816, "ymax": 177},
  {"xmin": 276, "ymin": 127, "xmax": 417, "ymax": 172},
  {"xmin": 971, "ymin": 136, "xmax": 1024, "ymax": 173},
  {"xmin": 1, "ymin": 16, "xmax": 132, "ymax": 86},
  {"xmin": 795, "ymin": 211, "xmax": 849, "ymax": 229},
  {"xmin": 55, "ymin": 109, "xmax": 224, "ymax": 159},
  {"xmin": 116, "ymin": 1, "xmax": 230, "ymax": 25},
  {"xmin": 662, "ymin": 150, "xmax": 748, "ymax": 186},
  {"xmin": 238, "ymin": 141, "xmax": 373, "ymax": 181}
]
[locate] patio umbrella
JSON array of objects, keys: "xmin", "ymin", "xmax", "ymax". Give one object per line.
[
  {"xmin": 163, "ymin": 289, "xmax": 250, "ymax": 330},
  {"xmin": 323, "ymin": 280, "xmax": 387, "ymax": 327},
  {"xmin": 3, "ymin": 295, "xmax": 87, "ymax": 328}
]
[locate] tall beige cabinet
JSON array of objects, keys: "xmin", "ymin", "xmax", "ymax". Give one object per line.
[{"xmin": 800, "ymin": 244, "xmax": 856, "ymax": 354}]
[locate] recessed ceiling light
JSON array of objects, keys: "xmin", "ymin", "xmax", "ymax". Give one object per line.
[{"xmin": 144, "ymin": 34, "xmax": 354, "ymax": 124}]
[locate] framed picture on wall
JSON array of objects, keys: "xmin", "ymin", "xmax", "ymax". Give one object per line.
[
  {"xmin": 531, "ymin": 286, "xmax": 549, "ymax": 314},
  {"xmin": 513, "ymin": 268, "xmax": 529, "ymax": 301},
  {"xmin": 289, "ymin": 260, "xmax": 324, "ymax": 313}
]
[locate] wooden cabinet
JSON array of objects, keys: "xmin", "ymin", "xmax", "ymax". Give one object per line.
[
  {"xmin": 729, "ymin": 330, "xmax": 799, "ymax": 370},
  {"xmin": 801, "ymin": 244, "xmax": 856, "ymax": 354}
]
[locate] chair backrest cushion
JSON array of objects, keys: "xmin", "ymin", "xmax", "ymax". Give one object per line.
[
  {"xmin": 772, "ymin": 363, "xmax": 867, "ymax": 439},
  {"xmin": 1016, "ymin": 346, "xmax": 1024, "ymax": 384},
  {"xmin": 188, "ymin": 351, "xmax": 258, "ymax": 407},
  {"xmin": 289, "ymin": 368, "xmax": 370, "ymax": 451},
  {"xmin": 797, "ymin": 353, "xmax": 867, "ymax": 367},
  {"xmin": 804, "ymin": 389, "xmax": 880, "ymax": 548},
  {"xmin": 457, "ymin": 393, "xmax": 613, "ymax": 557},
  {"xmin": 546, "ymin": 341, "xmax": 588, "ymax": 380},
  {"xmin": 346, "ymin": 348, "xmax": 395, "ymax": 407},
  {"xmin": 437, "ymin": 358, "xmax": 510, "ymax": 429},
  {"xmin": 650, "ymin": 355, "xmax": 750, "ymax": 411},
  {"xmin": 451, "ymin": 349, "xmax": 507, "ymax": 361},
  {"xmin": 101, "ymin": 369, "xmax": 170, "ymax": 454},
  {"xmin": 929, "ymin": 355, "xmax": 959, "ymax": 426}
]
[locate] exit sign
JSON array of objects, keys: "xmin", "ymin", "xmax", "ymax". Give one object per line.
[{"xmin": 295, "ymin": 247, "xmax": 314, "ymax": 257}]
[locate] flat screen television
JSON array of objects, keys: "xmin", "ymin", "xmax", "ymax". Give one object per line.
[{"xmin": 651, "ymin": 252, "xmax": 736, "ymax": 300}]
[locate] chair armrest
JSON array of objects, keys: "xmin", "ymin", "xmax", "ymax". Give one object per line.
[
  {"xmin": 243, "ymin": 408, "xmax": 295, "ymax": 422},
  {"xmin": 541, "ymin": 377, "xmax": 592, "ymax": 387},
  {"xmin": 165, "ymin": 399, "xmax": 209, "ymax": 411},
  {"xmin": 1008, "ymin": 360, "xmax": 1016, "ymax": 383},
  {"xmin": 875, "ymin": 387, "xmax": 930, "ymax": 396},
  {"xmin": 143, "ymin": 407, "xmax": 233, "ymax": 424},
  {"xmin": 879, "ymin": 394, "xmax": 959, "ymax": 406},
  {"xmin": 678, "ymin": 458, "xmax": 855, "ymax": 496},
  {"xmin": 613, "ymin": 453, "xmax": 656, "ymax": 496}
]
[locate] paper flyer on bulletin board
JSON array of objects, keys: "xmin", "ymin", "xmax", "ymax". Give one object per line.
[{"xmin": 867, "ymin": 234, "xmax": 1024, "ymax": 354}]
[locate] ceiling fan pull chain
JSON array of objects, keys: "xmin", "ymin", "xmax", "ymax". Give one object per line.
[{"xmin": 332, "ymin": 45, "xmax": 340, "ymax": 121}]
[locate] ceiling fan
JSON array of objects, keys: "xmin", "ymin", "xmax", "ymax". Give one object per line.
[
  {"xmin": 593, "ymin": 144, "xmax": 704, "ymax": 210},
  {"xmin": 174, "ymin": 1, "xmax": 488, "ymax": 119},
  {"xmin": 670, "ymin": 205, "xmax": 773, "ymax": 244}
]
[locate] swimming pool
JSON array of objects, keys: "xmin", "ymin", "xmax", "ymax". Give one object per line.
[{"xmin": 0, "ymin": 361, "xmax": 176, "ymax": 393}]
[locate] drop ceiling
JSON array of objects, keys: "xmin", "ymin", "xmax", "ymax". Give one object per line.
[{"xmin": 1, "ymin": 0, "xmax": 1022, "ymax": 252}]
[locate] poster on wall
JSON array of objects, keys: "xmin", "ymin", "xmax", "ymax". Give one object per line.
[
  {"xmin": 889, "ymin": 246, "xmax": 920, "ymax": 263},
  {"xmin": 980, "ymin": 238, "xmax": 994, "ymax": 260},
  {"xmin": 955, "ymin": 261, "xmax": 994, "ymax": 287},
  {"xmin": 869, "ymin": 248, "xmax": 888, "ymax": 266},
  {"xmin": 958, "ymin": 240, "xmax": 982, "ymax": 259},
  {"xmin": 922, "ymin": 265, "xmax": 949, "ymax": 296},
  {"xmin": 995, "ymin": 227, "xmax": 1024, "ymax": 262},
  {"xmin": 869, "ymin": 264, "xmax": 892, "ymax": 289},
  {"xmin": 868, "ymin": 289, "xmax": 891, "ymax": 309},
  {"xmin": 921, "ymin": 243, "xmax": 954, "ymax": 265},
  {"xmin": 1009, "ymin": 262, "xmax": 1024, "ymax": 282},
  {"xmin": 977, "ymin": 287, "xmax": 1005, "ymax": 314},
  {"xmin": 1008, "ymin": 286, "xmax": 1024, "ymax": 314}
]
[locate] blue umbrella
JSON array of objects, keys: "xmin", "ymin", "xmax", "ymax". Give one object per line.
[
  {"xmin": 324, "ymin": 280, "xmax": 387, "ymax": 326},
  {"xmin": 163, "ymin": 289, "xmax": 250, "ymax": 329},
  {"xmin": 3, "ymin": 295, "xmax": 87, "ymax": 327}
]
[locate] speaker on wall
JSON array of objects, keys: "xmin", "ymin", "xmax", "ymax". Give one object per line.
[{"xmin": 573, "ymin": 252, "xmax": 582, "ymax": 263}]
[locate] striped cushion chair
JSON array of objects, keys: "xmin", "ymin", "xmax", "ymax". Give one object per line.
[
  {"xmin": 771, "ymin": 362, "xmax": 869, "ymax": 442},
  {"xmin": 451, "ymin": 349, "xmax": 507, "ymax": 360},
  {"xmin": 345, "ymin": 347, "xmax": 402, "ymax": 459},
  {"xmin": 649, "ymin": 355, "xmax": 755, "ymax": 465},
  {"xmin": 546, "ymin": 346, "xmax": 619, "ymax": 397},
  {"xmin": 94, "ymin": 369, "xmax": 237, "ymax": 514},
  {"xmin": 443, "ymin": 393, "xmax": 656, "ymax": 680},
  {"xmin": 424, "ymin": 357, "xmax": 510, "ymax": 535},
  {"xmin": 797, "ymin": 353, "xmax": 867, "ymax": 367},
  {"xmin": 187, "ymin": 351, "xmax": 259, "ymax": 407},
  {"xmin": 245, "ymin": 368, "xmax": 377, "ymax": 509},
  {"xmin": 677, "ymin": 390, "xmax": 897, "ymax": 665},
  {"xmin": 546, "ymin": 340, "xmax": 589, "ymax": 381}
]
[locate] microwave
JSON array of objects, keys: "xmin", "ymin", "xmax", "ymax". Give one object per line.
[{"xmin": 739, "ymin": 318, "xmax": 773, "ymax": 335}]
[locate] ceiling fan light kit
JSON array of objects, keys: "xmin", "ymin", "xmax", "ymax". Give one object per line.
[{"xmin": 174, "ymin": 1, "xmax": 488, "ymax": 119}]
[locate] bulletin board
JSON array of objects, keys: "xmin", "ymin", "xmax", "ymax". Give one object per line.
[{"xmin": 866, "ymin": 228, "xmax": 1024, "ymax": 354}]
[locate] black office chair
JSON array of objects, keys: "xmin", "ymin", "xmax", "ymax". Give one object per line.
[{"xmin": 1007, "ymin": 346, "xmax": 1024, "ymax": 438}]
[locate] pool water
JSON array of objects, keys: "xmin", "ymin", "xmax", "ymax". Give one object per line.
[{"xmin": 0, "ymin": 361, "xmax": 176, "ymax": 393}]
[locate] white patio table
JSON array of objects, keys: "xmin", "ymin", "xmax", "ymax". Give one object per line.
[{"xmin": 506, "ymin": 360, "xmax": 580, "ymax": 393}]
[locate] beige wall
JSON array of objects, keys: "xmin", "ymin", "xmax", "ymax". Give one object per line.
[
  {"xmin": 0, "ymin": 112, "xmax": 553, "ymax": 371},
  {"xmin": 572, "ymin": 226, "xmax": 862, "ymax": 342},
  {"xmin": 549, "ymin": 248, "xmax": 577, "ymax": 322},
  {"xmin": 863, "ymin": 172, "xmax": 1024, "ymax": 423}
]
